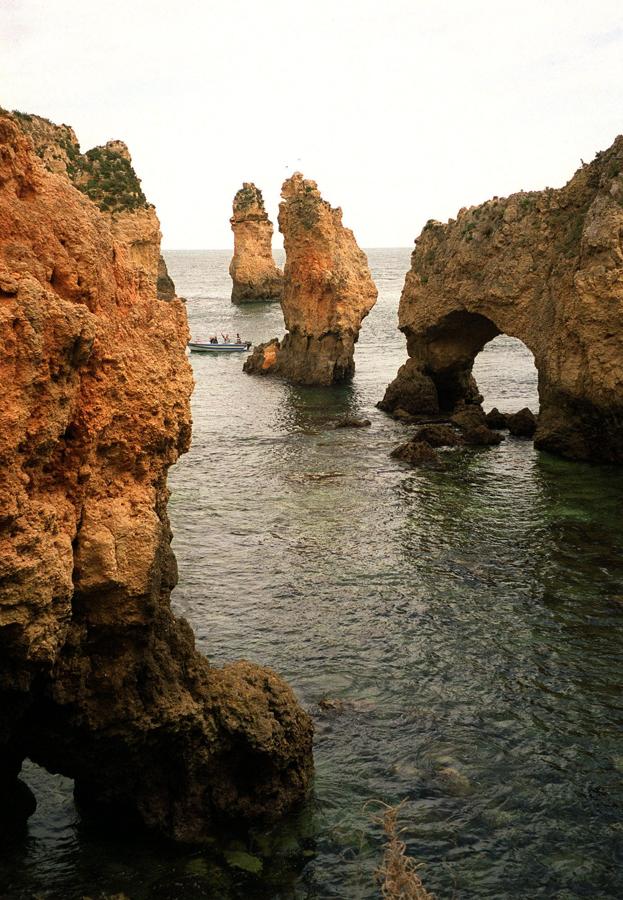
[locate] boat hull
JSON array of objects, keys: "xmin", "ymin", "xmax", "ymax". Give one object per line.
[{"xmin": 188, "ymin": 342, "xmax": 251, "ymax": 353}]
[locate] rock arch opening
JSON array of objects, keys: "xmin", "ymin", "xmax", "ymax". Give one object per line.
[
  {"xmin": 383, "ymin": 309, "xmax": 541, "ymax": 439},
  {"xmin": 380, "ymin": 135, "xmax": 623, "ymax": 463},
  {"xmin": 473, "ymin": 333, "xmax": 539, "ymax": 416}
]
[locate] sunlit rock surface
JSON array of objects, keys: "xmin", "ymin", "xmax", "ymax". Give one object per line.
[
  {"xmin": 380, "ymin": 137, "xmax": 623, "ymax": 463},
  {"xmin": 0, "ymin": 111, "xmax": 313, "ymax": 840},
  {"xmin": 229, "ymin": 183, "xmax": 283, "ymax": 302},
  {"xmin": 244, "ymin": 173, "xmax": 378, "ymax": 385}
]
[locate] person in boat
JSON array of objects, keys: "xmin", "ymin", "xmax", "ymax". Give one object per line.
[
  {"xmin": 235, "ymin": 333, "xmax": 243, "ymax": 344},
  {"xmin": 209, "ymin": 335, "xmax": 218, "ymax": 344},
  {"xmin": 221, "ymin": 332, "xmax": 230, "ymax": 343}
]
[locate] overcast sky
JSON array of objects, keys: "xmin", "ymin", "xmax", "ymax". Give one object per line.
[{"xmin": 2, "ymin": 0, "xmax": 622, "ymax": 248}]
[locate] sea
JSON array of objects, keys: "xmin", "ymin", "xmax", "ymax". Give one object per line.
[{"xmin": 2, "ymin": 249, "xmax": 622, "ymax": 899}]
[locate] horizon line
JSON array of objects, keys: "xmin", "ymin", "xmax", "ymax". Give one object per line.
[{"xmin": 162, "ymin": 245, "xmax": 415, "ymax": 252}]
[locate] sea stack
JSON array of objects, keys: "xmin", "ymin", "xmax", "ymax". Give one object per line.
[
  {"xmin": 379, "ymin": 136, "xmax": 623, "ymax": 464},
  {"xmin": 244, "ymin": 173, "xmax": 378, "ymax": 385},
  {"xmin": 229, "ymin": 182, "xmax": 283, "ymax": 302},
  {"xmin": 0, "ymin": 111, "xmax": 313, "ymax": 841}
]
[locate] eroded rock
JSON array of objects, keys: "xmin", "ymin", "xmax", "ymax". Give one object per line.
[
  {"xmin": 0, "ymin": 111, "xmax": 313, "ymax": 841},
  {"xmin": 451, "ymin": 405, "xmax": 503, "ymax": 445},
  {"xmin": 390, "ymin": 439, "xmax": 441, "ymax": 467},
  {"xmin": 379, "ymin": 137, "xmax": 623, "ymax": 463},
  {"xmin": 15, "ymin": 111, "xmax": 179, "ymax": 304},
  {"xmin": 229, "ymin": 183, "xmax": 283, "ymax": 302},
  {"xmin": 244, "ymin": 173, "xmax": 378, "ymax": 384},
  {"xmin": 157, "ymin": 254, "xmax": 176, "ymax": 301},
  {"xmin": 414, "ymin": 424, "xmax": 463, "ymax": 447},
  {"xmin": 507, "ymin": 407, "xmax": 538, "ymax": 437},
  {"xmin": 485, "ymin": 407, "xmax": 508, "ymax": 430}
]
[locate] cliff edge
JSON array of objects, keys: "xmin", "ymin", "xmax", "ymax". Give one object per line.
[{"xmin": 0, "ymin": 111, "xmax": 313, "ymax": 841}]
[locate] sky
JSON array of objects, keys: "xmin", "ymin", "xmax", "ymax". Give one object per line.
[{"xmin": 2, "ymin": 0, "xmax": 622, "ymax": 248}]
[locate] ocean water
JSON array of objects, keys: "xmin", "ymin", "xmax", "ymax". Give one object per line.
[{"xmin": 2, "ymin": 249, "xmax": 622, "ymax": 899}]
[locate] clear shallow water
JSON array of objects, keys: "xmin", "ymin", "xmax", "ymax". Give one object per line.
[{"xmin": 2, "ymin": 250, "xmax": 622, "ymax": 899}]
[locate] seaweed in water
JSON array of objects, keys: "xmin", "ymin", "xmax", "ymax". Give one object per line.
[{"xmin": 371, "ymin": 801, "xmax": 436, "ymax": 900}]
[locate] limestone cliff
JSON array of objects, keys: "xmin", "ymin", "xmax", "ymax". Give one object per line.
[
  {"xmin": 379, "ymin": 138, "xmax": 623, "ymax": 463},
  {"xmin": 244, "ymin": 173, "xmax": 378, "ymax": 385},
  {"xmin": 13, "ymin": 112, "xmax": 175, "ymax": 303},
  {"xmin": 229, "ymin": 183, "xmax": 283, "ymax": 302},
  {"xmin": 0, "ymin": 111, "xmax": 313, "ymax": 840}
]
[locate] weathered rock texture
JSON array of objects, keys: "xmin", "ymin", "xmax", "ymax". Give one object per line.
[
  {"xmin": 157, "ymin": 254, "xmax": 176, "ymax": 301},
  {"xmin": 380, "ymin": 138, "xmax": 623, "ymax": 463},
  {"xmin": 229, "ymin": 183, "xmax": 283, "ymax": 302},
  {"xmin": 244, "ymin": 173, "xmax": 378, "ymax": 385},
  {"xmin": 13, "ymin": 112, "xmax": 175, "ymax": 304},
  {"xmin": 0, "ymin": 111, "xmax": 313, "ymax": 840}
]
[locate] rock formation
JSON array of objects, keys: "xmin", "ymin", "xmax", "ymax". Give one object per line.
[
  {"xmin": 485, "ymin": 408, "xmax": 508, "ymax": 430},
  {"xmin": 507, "ymin": 407, "xmax": 537, "ymax": 437},
  {"xmin": 229, "ymin": 183, "xmax": 283, "ymax": 302},
  {"xmin": 0, "ymin": 111, "xmax": 313, "ymax": 840},
  {"xmin": 14, "ymin": 111, "xmax": 173, "ymax": 303},
  {"xmin": 244, "ymin": 173, "xmax": 378, "ymax": 385},
  {"xmin": 390, "ymin": 439, "xmax": 441, "ymax": 467},
  {"xmin": 379, "ymin": 137, "xmax": 623, "ymax": 463},
  {"xmin": 157, "ymin": 254, "xmax": 176, "ymax": 301}
]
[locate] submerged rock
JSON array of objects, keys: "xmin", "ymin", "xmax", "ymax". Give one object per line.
[
  {"xmin": 414, "ymin": 424, "xmax": 463, "ymax": 447},
  {"xmin": 0, "ymin": 111, "xmax": 313, "ymax": 842},
  {"xmin": 391, "ymin": 406, "xmax": 419, "ymax": 423},
  {"xmin": 390, "ymin": 439, "xmax": 441, "ymax": 466},
  {"xmin": 244, "ymin": 173, "xmax": 378, "ymax": 385},
  {"xmin": 317, "ymin": 698, "xmax": 348, "ymax": 714},
  {"xmin": 379, "ymin": 136, "xmax": 623, "ymax": 463},
  {"xmin": 507, "ymin": 407, "xmax": 538, "ymax": 437},
  {"xmin": 229, "ymin": 183, "xmax": 283, "ymax": 302},
  {"xmin": 437, "ymin": 766, "xmax": 473, "ymax": 797},
  {"xmin": 333, "ymin": 416, "xmax": 371, "ymax": 429},
  {"xmin": 452, "ymin": 404, "xmax": 503, "ymax": 445}
]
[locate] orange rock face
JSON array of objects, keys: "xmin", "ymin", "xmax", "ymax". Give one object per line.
[
  {"xmin": 0, "ymin": 112, "xmax": 313, "ymax": 840},
  {"xmin": 244, "ymin": 173, "xmax": 377, "ymax": 384},
  {"xmin": 14, "ymin": 111, "xmax": 175, "ymax": 303},
  {"xmin": 380, "ymin": 137, "xmax": 623, "ymax": 463},
  {"xmin": 229, "ymin": 182, "xmax": 283, "ymax": 302}
]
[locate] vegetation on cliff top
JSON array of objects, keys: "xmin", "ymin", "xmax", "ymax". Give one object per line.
[
  {"xmin": 74, "ymin": 146, "xmax": 147, "ymax": 213},
  {"xmin": 8, "ymin": 109, "xmax": 148, "ymax": 214},
  {"xmin": 234, "ymin": 184, "xmax": 264, "ymax": 213}
]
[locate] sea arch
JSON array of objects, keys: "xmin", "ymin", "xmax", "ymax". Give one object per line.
[{"xmin": 380, "ymin": 137, "xmax": 623, "ymax": 463}]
